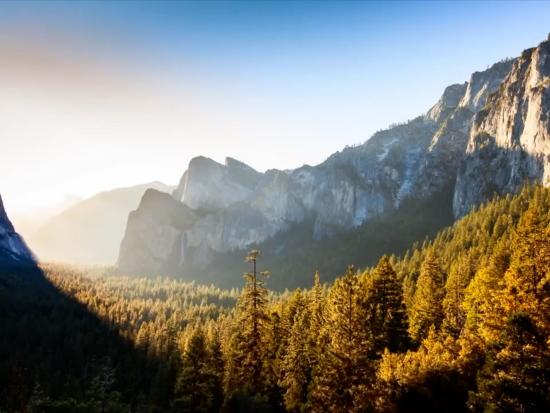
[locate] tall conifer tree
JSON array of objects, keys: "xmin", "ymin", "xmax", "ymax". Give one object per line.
[
  {"xmin": 225, "ymin": 250, "xmax": 270, "ymax": 397},
  {"xmin": 409, "ymin": 251, "xmax": 445, "ymax": 343},
  {"xmin": 363, "ymin": 255, "xmax": 409, "ymax": 356},
  {"xmin": 310, "ymin": 265, "xmax": 374, "ymax": 413},
  {"xmin": 173, "ymin": 328, "xmax": 215, "ymax": 413}
]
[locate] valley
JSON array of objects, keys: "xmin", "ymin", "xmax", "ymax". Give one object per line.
[
  {"xmin": 0, "ymin": 6, "xmax": 548, "ymax": 412},
  {"xmin": 1, "ymin": 185, "xmax": 548, "ymax": 412}
]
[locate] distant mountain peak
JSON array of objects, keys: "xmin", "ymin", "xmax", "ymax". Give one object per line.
[
  {"xmin": 27, "ymin": 182, "xmax": 174, "ymax": 265},
  {"xmin": 0, "ymin": 194, "xmax": 35, "ymax": 268},
  {"xmin": 0, "ymin": 195, "xmax": 15, "ymax": 233},
  {"xmin": 118, "ymin": 35, "xmax": 550, "ymax": 288}
]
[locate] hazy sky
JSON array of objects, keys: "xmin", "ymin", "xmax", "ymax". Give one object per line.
[{"xmin": 1, "ymin": 1, "xmax": 549, "ymax": 213}]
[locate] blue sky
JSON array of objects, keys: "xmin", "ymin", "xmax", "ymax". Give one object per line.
[{"xmin": 1, "ymin": 1, "xmax": 549, "ymax": 212}]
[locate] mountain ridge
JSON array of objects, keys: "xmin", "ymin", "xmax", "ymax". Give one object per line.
[
  {"xmin": 118, "ymin": 35, "xmax": 549, "ymax": 287},
  {"xmin": 30, "ymin": 182, "xmax": 174, "ymax": 264},
  {"xmin": 0, "ymin": 194, "xmax": 35, "ymax": 268}
]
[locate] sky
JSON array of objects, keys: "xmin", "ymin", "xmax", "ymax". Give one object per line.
[{"xmin": 1, "ymin": 0, "xmax": 549, "ymax": 214}]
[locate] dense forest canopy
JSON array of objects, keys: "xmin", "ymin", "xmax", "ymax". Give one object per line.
[{"xmin": 1, "ymin": 184, "xmax": 549, "ymax": 412}]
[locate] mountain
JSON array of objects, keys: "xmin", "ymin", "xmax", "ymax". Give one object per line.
[
  {"xmin": 30, "ymin": 182, "xmax": 173, "ymax": 264},
  {"xmin": 118, "ymin": 35, "xmax": 550, "ymax": 288},
  {"xmin": 0, "ymin": 194, "xmax": 35, "ymax": 268},
  {"xmin": 454, "ymin": 36, "xmax": 550, "ymax": 216},
  {"xmin": 10, "ymin": 195, "xmax": 82, "ymax": 242}
]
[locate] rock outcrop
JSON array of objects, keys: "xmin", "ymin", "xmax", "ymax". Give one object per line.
[
  {"xmin": 118, "ymin": 189, "xmax": 199, "ymax": 274},
  {"xmin": 30, "ymin": 182, "xmax": 173, "ymax": 264},
  {"xmin": 118, "ymin": 35, "xmax": 550, "ymax": 279},
  {"xmin": 454, "ymin": 37, "xmax": 550, "ymax": 216},
  {"xmin": 0, "ymin": 195, "xmax": 35, "ymax": 268}
]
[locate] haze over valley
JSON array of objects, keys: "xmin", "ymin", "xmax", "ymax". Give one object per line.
[{"xmin": 1, "ymin": 2, "xmax": 549, "ymax": 412}]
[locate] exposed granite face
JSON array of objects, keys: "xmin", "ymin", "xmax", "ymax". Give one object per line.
[
  {"xmin": 173, "ymin": 156, "xmax": 262, "ymax": 211},
  {"xmin": 0, "ymin": 195, "xmax": 34, "ymax": 267},
  {"xmin": 458, "ymin": 59, "xmax": 514, "ymax": 113},
  {"xmin": 454, "ymin": 38, "xmax": 550, "ymax": 217},
  {"xmin": 30, "ymin": 182, "xmax": 173, "ymax": 265},
  {"xmin": 117, "ymin": 189, "xmax": 199, "ymax": 274},
  {"xmin": 118, "ymin": 36, "xmax": 550, "ymax": 277}
]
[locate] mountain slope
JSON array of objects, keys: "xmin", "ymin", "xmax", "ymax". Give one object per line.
[
  {"xmin": 31, "ymin": 182, "xmax": 173, "ymax": 264},
  {"xmin": 118, "ymin": 35, "xmax": 549, "ymax": 288},
  {"xmin": 454, "ymin": 36, "xmax": 550, "ymax": 216},
  {"xmin": 0, "ymin": 194, "xmax": 35, "ymax": 268}
]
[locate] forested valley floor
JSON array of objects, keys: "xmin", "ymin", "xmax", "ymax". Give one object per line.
[{"xmin": 1, "ymin": 185, "xmax": 549, "ymax": 413}]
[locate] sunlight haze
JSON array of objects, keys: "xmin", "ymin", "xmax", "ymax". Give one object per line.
[{"xmin": 1, "ymin": 1, "xmax": 549, "ymax": 214}]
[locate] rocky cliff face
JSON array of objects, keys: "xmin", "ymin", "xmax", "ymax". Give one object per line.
[
  {"xmin": 30, "ymin": 182, "xmax": 173, "ymax": 264},
  {"xmin": 118, "ymin": 189, "xmax": 199, "ymax": 274},
  {"xmin": 454, "ymin": 36, "xmax": 550, "ymax": 216},
  {"xmin": 173, "ymin": 156, "xmax": 262, "ymax": 210},
  {"xmin": 0, "ymin": 195, "xmax": 35, "ymax": 267},
  {"xmin": 118, "ymin": 35, "xmax": 549, "ymax": 279}
]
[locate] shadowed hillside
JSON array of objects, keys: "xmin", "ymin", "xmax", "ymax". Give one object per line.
[{"xmin": 0, "ymin": 267, "xmax": 170, "ymax": 412}]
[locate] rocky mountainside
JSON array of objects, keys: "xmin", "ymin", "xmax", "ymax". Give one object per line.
[
  {"xmin": 0, "ymin": 194, "xmax": 35, "ymax": 268},
  {"xmin": 454, "ymin": 36, "xmax": 550, "ymax": 216},
  {"xmin": 31, "ymin": 182, "xmax": 173, "ymax": 264},
  {"xmin": 118, "ymin": 35, "xmax": 549, "ymax": 287}
]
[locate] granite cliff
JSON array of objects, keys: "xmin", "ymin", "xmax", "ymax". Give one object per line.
[
  {"xmin": 118, "ymin": 36, "xmax": 549, "ymax": 286},
  {"xmin": 0, "ymin": 195, "xmax": 35, "ymax": 268}
]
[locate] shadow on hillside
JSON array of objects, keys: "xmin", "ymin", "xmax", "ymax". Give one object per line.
[
  {"xmin": 0, "ymin": 265, "xmax": 171, "ymax": 412},
  {"xmin": 193, "ymin": 184, "xmax": 456, "ymax": 291}
]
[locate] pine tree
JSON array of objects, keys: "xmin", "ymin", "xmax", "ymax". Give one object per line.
[
  {"xmin": 463, "ymin": 240, "xmax": 509, "ymax": 343},
  {"xmin": 442, "ymin": 254, "xmax": 474, "ymax": 338},
  {"xmin": 135, "ymin": 323, "xmax": 151, "ymax": 353},
  {"xmin": 225, "ymin": 250, "xmax": 270, "ymax": 397},
  {"xmin": 362, "ymin": 256, "xmax": 409, "ymax": 356},
  {"xmin": 281, "ymin": 308, "xmax": 311, "ymax": 412},
  {"xmin": 499, "ymin": 200, "xmax": 550, "ymax": 335},
  {"xmin": 310, "ymin": 265, "xmax": 374, "ymax": 413},
  {"xmin": 408, "ymin": 251, "xmax": 445, "ymax": 343},
  {"xmin": 87, "ymin": 358, "xmax": 124, "ymax": 413},
  {"xmin": 309, "ymin": 271, "xmax": 324, "ymax": 330},
  {"xmin": 468, "ymin": 195, "xmax": 550, "ymax": 412},
  {"xmin": 307, "ymin": 271, "xmax": 325, "ymax": 377},
  {"xmin": 280, "ymin": 289, "xmax": 307, "ymax": 351},
  {"xmin": 263, "ymin": 311, "xmax": 284, "ymax": 410},
  {"xmin": 206, "ymin": 328, "xmax": 225, "ymax": 413},
  {"xmin": 470, "ymin": 313, "xmax": 550, "ymax": 413},
  {"xmin": 377, "ymin": 327, "xmax": 463, "ymax": 413},
  {"xmin": 173, "ymin": 328, "xmax": 215, "ymax": 413}
]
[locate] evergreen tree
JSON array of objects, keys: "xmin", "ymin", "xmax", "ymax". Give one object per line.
[
  {"xmin": 442, "ymin": 254, "xmax": 473, "ymax": 338},
  {"xmin": 280, "ymin": 309, "xmax": 311, "ymax": 412},
  {"xmin": 87, "ymin": 358, "xmax": 125, "ymax": 413},
  {"xmin": 499, "ymin": 200, "xmax": 550, "ymax": 334},
  {"xmin": 308, "ymin": 271, "xmax": 325, "ymax": 335},
  {"xmin": 470, "ymin": 313, "xmax": 550, "ymax": 413},
  {"xmin": 310, "ymin": 265, "xmax": 374, "ymax": 413},
  {"xmin": 306, "ymin": 271, "xmax": 326, "ymax": 381},
  {"xmin": 377, "ymin": 327, "xmax": 465, "ymax": 413},
  {"xmin": 264, "ymin": 311, "xmax": 284, "ymax": 410},
  {"xmin": 206, "ymin": 329, "xmax": 225, "ymax": 413},
  {"xmin": 408, "ymin": 251, "xmax": 445, "ymax": 343},
  {"xmin": 468, "ymin": 198, "xmax": 550, "ymax": 411},
  {"xmin": 463, "ymin": 241, "xmax": 509, "ymax": 343},
  {"xmin": 362, "ymin": 256, "xmax": 409, "ymax": 356},
  {"xmin": 173, "ymin": 328, "xmax": 215, "ymax": 413},
  {"xmin": 225, "ymin": 250, "xmax": 270, "ymax": 397}
]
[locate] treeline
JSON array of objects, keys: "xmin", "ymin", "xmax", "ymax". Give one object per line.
[
  {"xmin": 1, "ymin": 185, "xmax": 549, "ymax": 412},
  {"xmin": 0, "ymin": 268, "xmax": 239, "ymax": 413}
]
